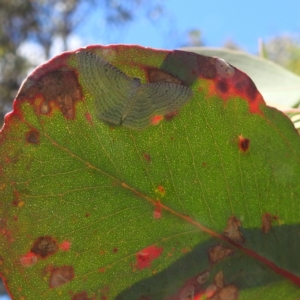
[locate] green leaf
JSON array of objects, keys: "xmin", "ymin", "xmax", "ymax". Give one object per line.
[
  {"xmin": 183, "ymin": 47, "xmax": 300, "ymax": 109},
  {"xmin": 0, "ymin": 45, "xmax": 300, "ymax": 300}
]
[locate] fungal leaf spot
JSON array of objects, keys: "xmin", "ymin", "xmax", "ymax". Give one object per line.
[
  {"xmin": 59, "ymin": 240, "xmax": 71, "ymax": 251},
  {"xmin": 151, "ymin": 115, "xmax": 163, "ymax": 125},
  {"xmin": 26, "ymin": 129, "xmax": 40, "ymax": 144},
  {"xmin": 238, "ymin": 135, "xmax": 250, "ymax": 152},
  {"xmin": 76, "ymin": 51, "xmax": 193, "ymax": 130},
  {"xmin": 180, "ymin": 285, "xmax": 194, "ymax": 300},
  {"xmin": 49, "ymin": 265, "xmax": 74, "ymax": 288},
  {"xmin": 214, "ymin": 271, "xmax": 224, "ymax": 289},
  {"xmin": 197, "ymin": 270, "xmax": 210, "ymax": 285},
  {"xmin": 210, "ymin": 284, "xmax": 239, "ymax": 300},
  {"xmin": 143, "ymin": 153, "xmax": 151, "ymax": 162},
  {"xmin": 155, "ymin": 185, "xmax": 165, "ymax": 197},
  {"xmin": 261, "ymin": 212, "xmax": 279, "ymax": 233},
  {"xmin": 147, "ymin": 68, "xmax": 182, "ymax": 84},
  {"xmin": 18, "ymin": 70, "xmax": 83, "ymax": 119},
  {"xmin": 72, "ymin": 291, "xmax": 91, "ymax": 300},
  {"xmin": 208, "ymin": 244, "xmax": 234, "ymax": 263},
  {"xmin": 31, "ymin": 236, "xmax": 58, "ymax": 258},
  {"xmin": 223, "ymin": 216, "xmax": 245, "ymax": 244},
  {"xmin": 153, "ymin": 201, "xmax": 162, "ymax": 219},
  {"xmin": 85, "ymin": 112, "xmax": 93, "ymax": 124},
  {"xmin": 136, "ymin": 245, "xmax": 163, "ymax": 269},
  {"xmin": 20, "ymin": 252, "xmax": 38, "ymax": 267},
  {"xmin": 164, "ymin": 110, "xmax": 178, "ymax": 121}
]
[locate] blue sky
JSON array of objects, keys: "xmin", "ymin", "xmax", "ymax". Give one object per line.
[{"xmin": 77, "ymin": 0, "xmax": 300, "ymax": 53}]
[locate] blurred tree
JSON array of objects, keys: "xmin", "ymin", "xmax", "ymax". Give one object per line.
[
  {"xmin": 223, "ymin": 38, "xmax": 243, "ymax": 51},
  {"xmin": 181, "ymin": 29, "xmax": 204, "ymax": 47},
  {"xmin": 0, "ymin": 0, "xmax": 37, "ymax": 121},
  {"xmin": 262, "ymin": 35, "xmax": 300, "ymax": 75}
]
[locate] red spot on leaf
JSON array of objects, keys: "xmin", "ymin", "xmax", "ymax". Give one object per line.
[
  {"xmin": 99, "ymin": 267, "xmax": 106, "ymax": 273},
  {"xmin": 20, "ymin": 252, "xmax": 38, "ymax": 267},
  {"xmin": 208, "ymin": 244, "xmax": 234, "ymax": 263},
  {"xmin": 11, "ymin": 190, "xmax": 24, "ymax": 207},
  {"xmin": 136, "ymin": 245, "xmax": 163, "ymax": 269},
  {"xmin": 72, "ymin": 292, "xmax": 91, "ymax": 300},
  {"xmin": 155, "ymin": 185, "xmax": 165, "ymax": 197},
  {"xmin": 208, "ymin": 59, "xmax": 265, "ymax": 115},
  {"xmin": 113, "ymin": 248, "xmax": 118, "ymax": 253},
  {"xmin": 181, "ymin": 247, "xmax": 191, "ymax": 253},
  {"xmin": 143, "ymin": 153, "xmax": 151, "ymax": 162},
  {"xmin": 49, "ymin": 265, "xmax": 74, "ymax": 288},
  {"xmin": 59, "ymin": 240, "xmax": 71, "ymax": 251},
  {"xmin": 238, "ymin": 135, "xmax": 250, "ymax": 152},
  {"xmin": 85, "ymin": 112, "xmax": 93, "ymax": 124},
  {"xmin": 0, "ymin": 219, "xmax": 13, "ymax": 243},
  {"xmin": 151, "ymin": 115, "xmax": 163, "ymax": 125},
  {"xmin": 153, "ymin": 202, "xmax": 162, "ymax": 219}
]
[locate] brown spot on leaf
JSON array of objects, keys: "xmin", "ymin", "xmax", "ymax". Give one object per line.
[
  {"xmin": 238, "ymin": 135, "xmax": 250, "ymax": 152},
  {"xmin": 31, "ymin": 236, "xmax": 58, "ymax": 258},
  {"xmin": 197, "ymin": 55, "xmax": 216, "ymax": 79},
  {"xmin": 72, "ymin": 291, "xmax": 90, "ymax": 300},
  {"xmin": 205, "ymin": 284, "xmax": 218, "ymax": 298},
  {"xmin": 164, "ymin": 110, "xmax": 178, "ymax": 121},
  {"xmin": 216, "ymin": 80, "xmax": 229, "ymax": 93},
  {"xmin": 214, "ymin": 271, "xmax": 224, "ymax": 289},
  {"xmin": 197, "ymin": 270, "xmax": 210, "ymax": 285},
  {"xmin": 148, "ymin": 68, "xmax": 182, "ymax": 84},
  {"xmin": 179, "ymin": 285, "xmax": 194, "ymax": 300},
  {"xmin": 224, "ymin": 216, "xmax": 245, "ymax": 244},
  {"xmin": 18, "ymin": 69, "xmax": 82, "ymax": 119},
  {"xmin": 26, "ymin": 129, "xmax": 40, "ymax": 144},
  {"xmin": 143, "ymin": 153, "xmax": 151, "ymax": 162},
  {"xmin": 234, "ymin": 77, "xmax": 258, "ymax": 102},
  {"xmin": 209, "ymin": 244, "xmax": 234, "ymax": 263},
  {"xmin": 49, "ymin": 265, "xmax": 74, "ymax": 288},
  {"xmin": 210, "ymin": 284, "xmax": 239, "ymax": 300},
  {"xmin": 261, "ymin": 212, "xmax": 278, "ymax": 233}
]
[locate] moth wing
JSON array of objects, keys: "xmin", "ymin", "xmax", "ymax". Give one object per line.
[
  {"xmin": 123, "ymin": 83, "xmax": 193, "ymax": 130},
  {"xmin": 76, "ymin": 51, "xmax": 137, "ymax": 126}
]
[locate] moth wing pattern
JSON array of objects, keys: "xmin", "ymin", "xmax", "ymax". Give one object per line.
[
  {"xmin": 76, "ymin": 50, "xmax": 136, "ymax": 126},
  {"xmin": 76, "ymin": 50, "xmax": 193, "ymax": 130},
  {"xmin": 122, "ymin": 82, "xmax": 193, "ymax": 130}
]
